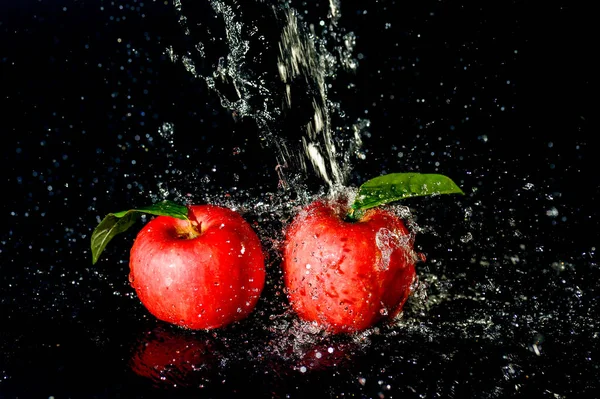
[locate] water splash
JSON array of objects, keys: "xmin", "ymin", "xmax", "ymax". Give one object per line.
[
  {"xmin": 169, "ymin": 0, "xmax": 365, "ymax": 191},
  {"xmin": 277, "ymin": 7, "xmax": 342, "ymax": 186}
]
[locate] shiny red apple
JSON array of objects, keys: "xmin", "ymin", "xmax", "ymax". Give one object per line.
[
  {"xmin": 129, "ymin": 204, "xmax": 266, "ymax": 330},
  {"xmin": 282, "ymin": 196, "xmax": 417, "ymax": 334}
]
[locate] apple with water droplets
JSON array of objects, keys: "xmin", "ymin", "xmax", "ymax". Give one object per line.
[
  {"xmin": 282, "ymin": 197, "xmax": 417, "ymax": 333},
  {"xmin": 91, "ymin": 202, "xmax": 266, "ymax": 330},
  {"xmin": 282, "ymin": 173, "xmax": 464, "ymax": 334}
]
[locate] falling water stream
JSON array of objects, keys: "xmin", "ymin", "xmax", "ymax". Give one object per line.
[{"xmin": 166, "ymin": 0, "xmax": 368, "ymax": 192}]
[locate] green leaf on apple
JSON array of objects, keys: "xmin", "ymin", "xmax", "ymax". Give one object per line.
[
  {"xmin": 351, "ymin": 173, "xmax": 464, "ymax": 214},
  {"xmin": 91, "ymin": 200, "xmax": 189, "ymax": 264}
]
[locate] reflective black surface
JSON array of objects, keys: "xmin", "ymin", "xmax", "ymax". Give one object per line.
[{"xmin": 1, "ymin": 1, "xmax": 597, "ymax": 398}]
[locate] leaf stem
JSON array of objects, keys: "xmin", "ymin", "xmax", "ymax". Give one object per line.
[
  {"xmin": 91, "ymin": 200, "xmax": 190, "ymax": 264},
  {"xmin": 345, "ymin": 207, "xmax": 363, "ymax": 222}
]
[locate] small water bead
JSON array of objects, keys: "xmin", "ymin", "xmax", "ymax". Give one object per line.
[{"xmin": 460, "ymin": 232, "xmax": 473, "ymax": 243}]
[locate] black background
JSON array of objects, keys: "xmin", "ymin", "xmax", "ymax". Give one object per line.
[{"xmin": 1, "ymin": 1, "xmax": 597, "ymax": 398}]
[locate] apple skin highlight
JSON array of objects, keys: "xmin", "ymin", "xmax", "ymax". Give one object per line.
[
  {"xmin": 282, "ymin": 199, "xmax": 417, "ymax": 334},
  {"xmin": 129, "ymin": 205, "xmax": 266, "ymax": 330}
]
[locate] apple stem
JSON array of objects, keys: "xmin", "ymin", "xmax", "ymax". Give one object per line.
[
  {"xmin": 345, "ymin": 208, "xmax": 362, "ymax": 223},
  {"xmin": 186, "ymin": 208, "xmax": 202, "ymax": 237}
]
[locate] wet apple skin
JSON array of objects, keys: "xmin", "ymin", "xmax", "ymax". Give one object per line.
[
  {"xmin": 283, "ymin": 200, "xmax": 416, "ymax": 333},
  {"xmin": 129, "ymin": 205, "xmax": 266, "ymax": 330}
]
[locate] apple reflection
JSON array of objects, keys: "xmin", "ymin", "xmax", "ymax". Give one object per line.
[
  {"xmin": 262, "ymin": 321, "xmax": 364, "ymax": 376},
  {"xmin": 129, "ymin": 320, "xmax": 368, "ymax": 393},
  {"xmin": 292, "ymin": 338, "xmax": 359, "ymax": 373},
  {"xmin": 129, "ymin": 324, "xmax": 221, "ymax": 388}
]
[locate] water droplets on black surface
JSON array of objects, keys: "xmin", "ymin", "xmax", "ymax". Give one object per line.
[{"xmin": 0, "ymin": 0, "xmax": 597, "ymax": 398}]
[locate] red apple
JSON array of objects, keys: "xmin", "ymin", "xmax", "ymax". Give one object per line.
[
  {"xmin": 128, "ymin": 204, "xmax": 266, "ymax": 330},
  {"xmin": 282, "ymin": 196, "xmax": 417, "ymax": 334}
]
